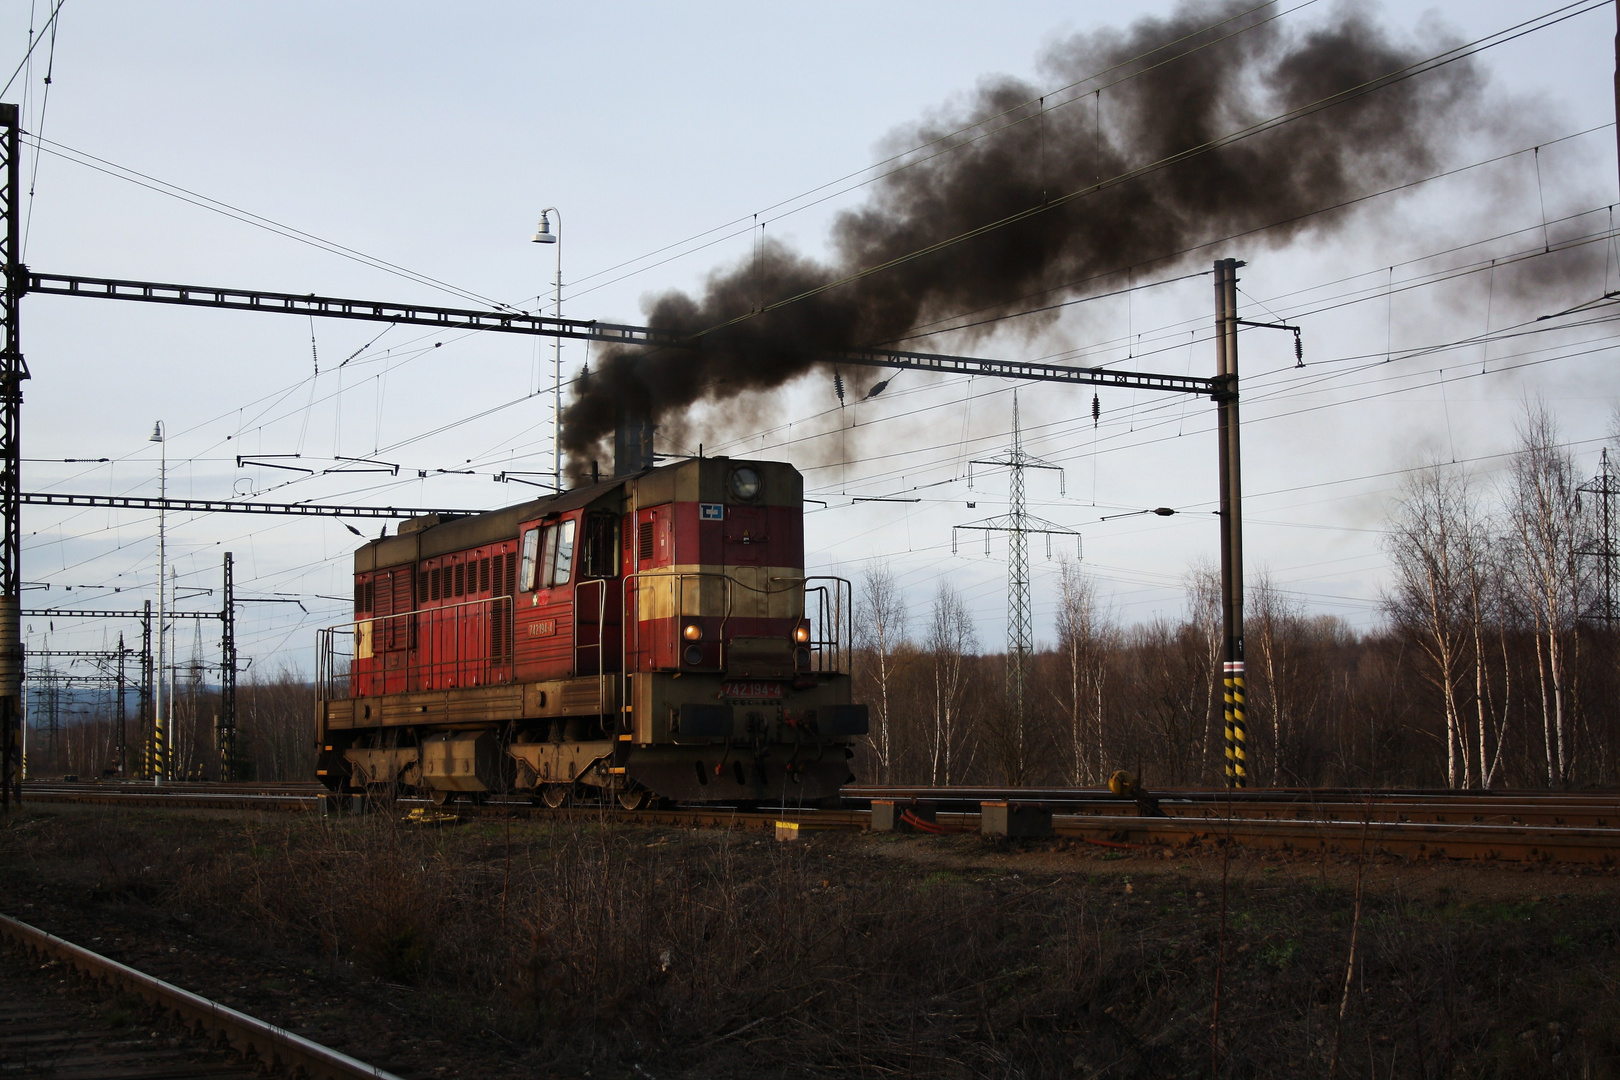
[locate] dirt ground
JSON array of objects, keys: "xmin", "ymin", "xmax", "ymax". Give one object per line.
[{"xmin": 0, "ymin": 802, "xmax": 1616, "ymax": 1079}]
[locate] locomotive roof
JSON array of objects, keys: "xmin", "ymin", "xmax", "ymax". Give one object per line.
[
  {"xmin": 358, "ymin": 471, "xmax": 635, "ymax": 571},
  {"xmin": 356, "ymin": 456, "xmax": 799, "ymax": 572}
]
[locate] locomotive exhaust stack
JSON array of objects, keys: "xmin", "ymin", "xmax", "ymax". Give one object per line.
[{"xmin": 613, "ymin": 406, "xmax": 656, "ymax": 477}]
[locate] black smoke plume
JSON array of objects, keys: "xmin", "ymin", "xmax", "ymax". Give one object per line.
[{"xmin": 563, "ymin": 0, "xmax": 1491, "ymax": 478}]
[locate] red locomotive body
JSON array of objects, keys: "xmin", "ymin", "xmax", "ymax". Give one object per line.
[{"xmin": 315, "ymin": 457, "xmax": 864, "ymax": 807}]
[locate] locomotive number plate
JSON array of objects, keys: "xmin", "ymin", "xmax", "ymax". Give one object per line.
[
  {"xmin": 527, "ymin": 618, "xmax": 557, "ymax": 638},
  {"xmin": 721, "ymin": 680, "xmax": 785, "ymax": 700}
]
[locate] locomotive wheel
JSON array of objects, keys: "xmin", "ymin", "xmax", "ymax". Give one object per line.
[
  {"xmin": 539, "ymin": 784, "xmax": 569, "ymax": 809},
  {"xmin": 616, "ymin": 788, "xmax": 651, "ymax": 811},
  {"xmin": 428, "ymin": 789, "xmax": 452, "ymax": 807}
]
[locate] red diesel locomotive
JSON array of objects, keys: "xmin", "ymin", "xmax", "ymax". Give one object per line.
[{"xmin": 314, "ymin": 456, "xmax": 865, "ymax": 807}]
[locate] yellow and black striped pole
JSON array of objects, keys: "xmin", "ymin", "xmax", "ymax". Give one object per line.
[
  {"xmin": 1226, "ymin": 660, "xmax": 1247, "ymax": 786},
  {"xmin": 150, "ymin": 715, "xmax": 164, "ymax": 785},
  {"xmin": 1214, "ymin": 258, "xmax": 1248, "ymax": 789}
]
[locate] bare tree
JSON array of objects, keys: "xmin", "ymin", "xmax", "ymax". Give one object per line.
[
  {"xmin": 1383, "ymin": 463, "xmax": 1474, "ymax": 788},
  {"xmin": 1052, "ymin": 557, "xmax": 1114, "ymax": 784},
  {"xmin": 1505, "ymin": 404, "xmax": 1592, "ymax": 785},
  {"xmin": 925, "ymin": 580, "xmax": 978, "ymax": 785},
  {"xmin": 854, "ymin": 564, "xmax": 908, "ymax": 784},
  {"xmin": 1184, "ymin": 559, "xmax": 1224, "ymax": 781},
  {"xmin": 239, "ymin": 664, "xmax": 316, "ymax": 781},
  {"xmin": 1461, "ymin": 511, "xmax": 1511, "ymax": 788}
]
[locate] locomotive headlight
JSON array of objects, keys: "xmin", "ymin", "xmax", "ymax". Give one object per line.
[
  {"xmin": 683, "ymin": 623, "xmax": 703, "ymax": 641},
  {"xmin": 728, "ymin": 465, "xmax": 762, "ymax": 501},
  {"xmin": 793, "ymin": 625, "xmax": 810, "ymax": 643}
]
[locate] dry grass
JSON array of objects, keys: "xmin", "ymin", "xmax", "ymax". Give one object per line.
[{"xmin": 4, "ymin": 806, "xmax": 1620, "ymax": 1078}]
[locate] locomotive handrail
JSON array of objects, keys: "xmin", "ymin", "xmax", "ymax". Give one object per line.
[
  {"xmin": 573, "ymin": 576, "xmax": 613, "ymax": 720},
  {"xmin": 802, "ymin": 575, "xmax": 853, "ymax": 676},
  {"xmin": 619, "ymin": 569, "xmax": 739, "ymax": 736},
  {"xmin": 621, "ymin": 569, "xmax": 735, "ymax": 685},
  {"xmin": 317, "ymin": 594, "xmax": 514, "ymax": 699}
]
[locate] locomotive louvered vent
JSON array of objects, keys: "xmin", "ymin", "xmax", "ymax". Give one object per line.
[
  {"xmin": 417, "ymin": 569, "xmax": 427, "ymax": 602},
  {"xmin": 455, "ymin": 562, "xmax": 465, "ymax": 597},
  {"xmin": 479, "ymin": 556, "xmax": 490, "ymax": 594},
  {"xmin": 365, "ymin": 580, "xmax": 374, "ymax": 612},
  {"xmin": 430, "ymin": 566, "xmax": 441, "ymax": 601},
  {"xmin": 638, "ymin": 521, "xmax": 654, "ymax": 562},
  {"xmin": 503, "ymin": 551, "xmax": 518, "ymax": 596},
  {"xmin": 392, "ymin": 573, "xmax": 414, "ymax": 648},
  {"xmin": 354, "ymin": 580, "xmax": 364, "ymax": 611}
]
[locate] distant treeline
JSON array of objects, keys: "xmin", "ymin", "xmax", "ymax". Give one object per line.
[
  {"xmin": 851, "ymin": 405, "xmax": 1620, "ymax": 791},
  {"xmin": 28, "ymin": 405, "xmax": 1620, "ymax": 790}
]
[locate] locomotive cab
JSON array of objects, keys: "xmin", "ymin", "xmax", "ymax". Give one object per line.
[{"xmin": 316, "ymin": 456, "xmax": 864, "ymax": 807}]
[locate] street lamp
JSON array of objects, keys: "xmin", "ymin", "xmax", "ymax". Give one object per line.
[
  {"xmin": 532, "ymin": 208, "xmax": 562, "ymax": 490},
  {"xmin": 149, "ymin": 421, "xmax": 166, "ymax": 785}
]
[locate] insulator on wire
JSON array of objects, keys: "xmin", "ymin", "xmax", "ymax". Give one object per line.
[
  {"xmin": 1091, "ymin": 393, "xmax": 1100, "ymax": 427},
  {"xmin": 833, "ymin": 371, "xmax": 846, "ymax": 406},
  {"xmin": 1294, "ymin": 329, "xmax": 1304, "ymax": 368}
]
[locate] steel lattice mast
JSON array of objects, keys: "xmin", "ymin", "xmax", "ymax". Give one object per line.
[
  {"xmin": 1579, "ymin": 448, "xmax": 1618, "ymax": 625},
  {"xmin": 955, "ymin": 393, "xmax": 1079, "ymax": 759},
  {"xmin": 0, "ymin": 105, "xmax": 23, "ymax": 810}
]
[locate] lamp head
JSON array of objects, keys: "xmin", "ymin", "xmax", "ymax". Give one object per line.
[
  {"xmin": 149, "ymin": 422, "xmax": 164, "ymax": 443},
  {"xmin": 532, "ymin": 212, "xmax": 557, "ymax": 244}
]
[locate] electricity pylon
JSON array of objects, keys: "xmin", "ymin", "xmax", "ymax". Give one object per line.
[{"xmin": 953, "ymin": 393, "xmax": 1080, "ymax": 747}]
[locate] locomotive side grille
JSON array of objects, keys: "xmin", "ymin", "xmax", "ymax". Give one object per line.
[
  {"xmin": 454, "ymin": 562, "xmax": 465, "ymax": 597},
  {"xmin": 638, "ymin": 521, "xmax": 654, "ymax": 562},
  {"xmin": 364, "ymin": 579, "xmax": 374, "ymax": 613},
  {"xmin": 417, "ymin": 569, "xmax": 427, "ymax": 602},
  {"xmin": 391, "ymin": 570, "xmax": 414, "ymax": 650},
  {"xmin": 491, "ymin": 550, "xmax": 518, "ymax": 662},
  {"xmin": 430, "ymin": 566, "xmax": 441, "ymax": 601},
  {"xmin": 479, "ymin": 556, "xmax": 490, "ymax": 594}
]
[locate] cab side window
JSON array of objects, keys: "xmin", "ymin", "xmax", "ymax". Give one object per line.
[
  {"xmin": 581, "ymin": 513, "xmax": 618, "ymax": 578},
  {"xmin": 519, "ymin": 527, "xmax": 540, "ymax": 592},
  {"xmin": 521, "ymin": 519, "xmax": 579, "ymax": 591},
  {"xmin": 552, "ymin": 519, "xmax": 576, "ymax": 586}
]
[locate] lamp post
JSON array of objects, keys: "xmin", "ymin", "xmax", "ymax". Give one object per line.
[
  {"xmin": 532, "ymin": 209, "xmax": 563, "ymax": 490},
  {"xmin": 149, "ymin": 421, "xmax": 166, "ymax": 785}
]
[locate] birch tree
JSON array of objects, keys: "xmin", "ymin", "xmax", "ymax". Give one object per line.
[
  {"xmin": 925, "ymin": 581, "xmax": 978, "ymax": 785},
  {"xmin": 1053, "ymin": 557, "xmax": 1114, "ymax": 784},
  {"xmin": 1505, "ymin": 405, "xmax": 1592, "ymax": 785},
  {"xmin": 1384, "ymin": 464, "xmax": 1473, "ymax": 788},
  {"xmin": 854, "ymin": 563, "xmax": 908, "ymax": 784}
]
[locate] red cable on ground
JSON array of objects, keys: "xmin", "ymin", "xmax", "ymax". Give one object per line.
[{"xmin": 901, "ymin": 809, "xmax": 971, "ymax": 834}]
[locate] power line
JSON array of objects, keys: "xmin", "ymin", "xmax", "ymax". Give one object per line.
[{"xmin": 689, "ymin": 1, "xmax": 1608, "ymax": 342}]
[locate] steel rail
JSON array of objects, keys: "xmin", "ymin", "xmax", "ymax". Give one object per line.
[
  {"xmin": 1048, "ymin": 812, "xmax": 1620, "ymax": 864},
  {"xmin": 17, "ymin": 783, "xmax": 1620, "ymax": 862},
  {"xmin": 0, "ymin": 912, "xmax": 406, "ymax": 1080},
  {"xmin": 845, "ymin": 784, "xmax": 1620, "ymax": 803},
  {"xmin": 847, "ymin": 785, "xmax": 1620, "ymax": 826}
]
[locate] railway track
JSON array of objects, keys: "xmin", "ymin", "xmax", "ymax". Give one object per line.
[
  {"xmin": 15, "ymin": 781, "xmax": 1620, "ymax": 864},
  {"xmin": 0, "ymin": 912, "xmax": 406, "ymax": 1080}
]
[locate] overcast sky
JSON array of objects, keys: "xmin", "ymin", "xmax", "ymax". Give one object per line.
[{"xmin": 5, "ymin": 0, "xmax": 1617, "ymax": 683}]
